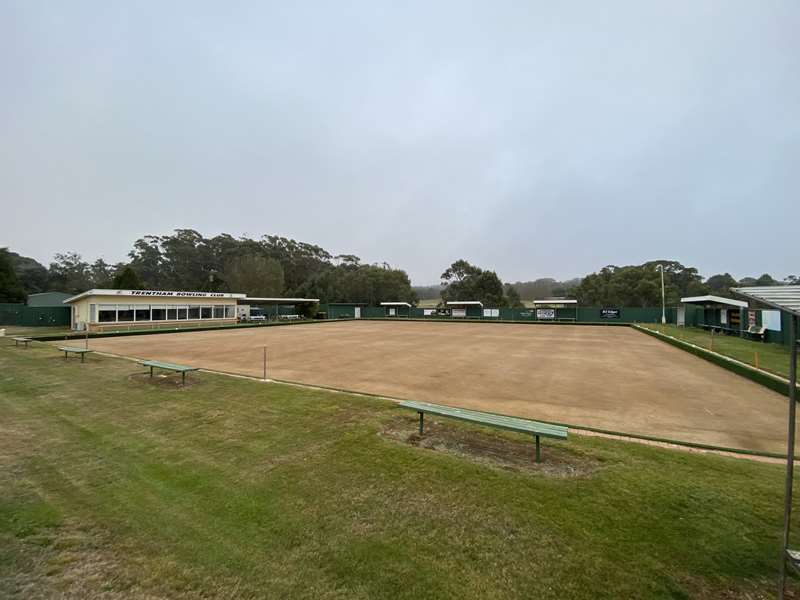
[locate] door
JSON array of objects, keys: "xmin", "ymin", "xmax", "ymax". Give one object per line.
[
  {"xmin": 677, "ymin": 306, "xmax": 685, "ymax": 326},
  {"xmin": 354, "ymin": 307, "xmax": 361, "ymax": 319}
]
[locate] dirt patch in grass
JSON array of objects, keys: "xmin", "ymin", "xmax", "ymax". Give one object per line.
[
  {"xmin": 126, "ymin": 372, "xmax": 201, "ymax": 390},
  {"xmin": 675, "ymin": 574, "xmax": 799, "ymax": 600},
  {"xmin": 381, "ymin": 415, "xmax": 601, "ymax": 478}
]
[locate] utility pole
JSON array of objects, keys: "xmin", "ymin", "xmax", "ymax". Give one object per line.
[{"xmin": 656, "ymin": 264, "xmax": 666, "ymax": 324}]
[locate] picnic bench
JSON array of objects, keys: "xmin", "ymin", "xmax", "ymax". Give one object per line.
[
  {"xmin": 139, "ymin": 360, "xmax": 198, "ymax": 385},
  {"xmin": 399, "ymin": 400, "xmax": 568, "ymax": 463},
  {"xmin": 58, "ymin": 347, "xmax": 93, "ymax": 362},
  {"xmin": 13, "ymin": 337, "xmax": 33, "ymax": 348}
]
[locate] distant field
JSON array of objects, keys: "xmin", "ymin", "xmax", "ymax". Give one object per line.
[
  {"xmin": 1, "ymin": 343, "xmax": 798, "ymax": 598},
  {"xmin": 416, "ymin": 298, "xmax": 440, "ymax": 308}
]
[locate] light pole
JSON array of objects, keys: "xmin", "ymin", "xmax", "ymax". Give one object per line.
[{"xmin": 655, "ymin": 264, "xmax": 666, "ymax": 324}]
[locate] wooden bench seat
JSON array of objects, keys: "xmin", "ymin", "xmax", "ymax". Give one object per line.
[
  {"xmin": 139, "ymin": 360, "xmax": 198, "ymax": 385},
  {"xmin": 12, "ymin": 337, "xmax": 33, "ymax": 348},
  {"xmin": 399, "ymin": 400, "xmax": 568, "ymax": 463},
  {"xmin": 58, "ymin": 347, "xmax": 93, "ymax": 362}
]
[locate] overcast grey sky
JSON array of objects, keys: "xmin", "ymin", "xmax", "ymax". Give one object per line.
[{"xmin": 1, "ymin": 1, "xmax": 798, "ymax": 284}]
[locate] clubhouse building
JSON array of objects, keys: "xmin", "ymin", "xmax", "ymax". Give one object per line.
[{"xmin": 64, "ymin": 289, "xmax": 245, "ymax": 332}]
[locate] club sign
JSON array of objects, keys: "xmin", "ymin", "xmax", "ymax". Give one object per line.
[{"xmin": 600, "ymin": 308, "xmax": 621, "ymax": 319}]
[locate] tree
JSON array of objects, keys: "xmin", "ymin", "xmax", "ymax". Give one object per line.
[
  {"xmin": 112, "ymin": 266, "xmax": 145, "ymax": 290},
  {"xmin": 7, "ymin": 251, "xmax": 49, "ymax": 294},
  {"xmin": 0, "ymin": 248, "xmax": 26, "ymax": 303},
  {"xmin": 89, "ymin": 258, "xmax": 116, "ymax": 288},
  {"xmin": 440, "ymin": 260, "xmax": 506, "ymax": 306},
  {"xmin": 786, "ymin": 275, "xmax": 799, "ymax": 285},
  {"xmin": 504, "ymin": 284, "xmax": 524, "ymax": 308},
  {"xmin": 48, "ymin": 252, "xmax": 92, "ymax": 294},
  {"xmin": 297, "ymin": 263, "xmax": 416, "ymax": 305},
  {"xmin": 705, "ymin": 273, "xmax": 739, "ymax": 297},
  {"xmin": 574, "ymin": 260, "xmax": 707, "ymax": 307},
  {"xmin": 508, "ymin": 278, "xmax": 582, "ymax": 300},
  {"xmin": 224, "ymin": 255, "xmax": 285, "ymax": 297},
  {"xmin": 755, "ymin": 273, "xmax": 778, "ymax": 286},
  {"xmin": 128, "ymin": 235, "xmax": 163, "ymax": 288}
]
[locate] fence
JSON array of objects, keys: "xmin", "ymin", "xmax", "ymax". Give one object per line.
[
  {"xmin": 0, "ymin": 304, "xmax": 71, "ymax": 327},
  {"xmin": 321, "ymin": 304, "xmax": 679, "ymax": 324}
]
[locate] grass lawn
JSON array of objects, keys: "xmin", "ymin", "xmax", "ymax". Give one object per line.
[
  {"xmin": 1, "ymin": 341, "xmax": 799, "ymax": 598},
  {"xmin": 641, "ymin": 323, "xmax": 798, "ymax": 381},
  {"xmin": 1, "ymin": 325, "xmax": 72, "ymax": 338}
]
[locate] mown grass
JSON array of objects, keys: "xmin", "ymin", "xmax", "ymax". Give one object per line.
[
  {"xmin": 1, "ymin": 341, "xmax": 798, "ymax": 598},
  {"xmin": 641, "ymin": 323, "xmax": 798, "ymax": 381},
  {"xmin": 0, "ymin": 325, "xmax": 71, "ymax": 337}
]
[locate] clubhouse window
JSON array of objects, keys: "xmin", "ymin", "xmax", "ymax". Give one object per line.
[
  {"xmin": 201, "ymin": 306, "xmax": 212, "ymax": 319},
  {"xmin": 213, "ymin": 305, "xmax": 225, "ymax": 319},
  {"xmin": 117, "ymin": 305, "xmax": 134, "ymax": 322},
  {"xmin": 187, "ymin": 306, "xmax": 200, "ymax": 320},
  {"xmin": 166, "ymin": 307, "xmax": 178, "ymax": 320},
  {"xmin": 151, "ymin": 305, "xmax": 167, "ymax": 321},
  {"xmin": 135, "ymin": 306, "xmax": 151, "ymax": 321},
  {"xmin": 98, "ymin": 305, "xmax": 117, "ymax": 323},
  {"xmin": 224, "ymin": 305, "xmax": 235, "ymax": 318}
]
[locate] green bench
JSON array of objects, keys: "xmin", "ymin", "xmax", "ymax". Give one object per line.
[
  {"xmin": 58, "ymin": 347, "xmax": 93, "ymax": 362},
  {"xmin": 13, "ymin": 337, "xmax": 33, "ymax": 348},
  {"xmin": 399, "ymin": 400, "xmax": 568, "ymax": 462},
  {"xmin": 139, "ymin": 360, "xmax": 198, "ymax": 385}
]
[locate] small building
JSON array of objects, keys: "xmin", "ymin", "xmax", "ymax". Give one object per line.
[
  {"xmin": 27, "ymin": 291, "xmax": 72, "ymax": 307},
  {"xmin": 532, "ymin": 298, "xmax": 578, "ymax": 321},
  {"xmin": 380, "ymin": 302, "xmax": 411, "ymax": 317},
  {"xmin": 327, "ymin": 303, "xmax": 368, "ymax": 319},
  {"xmin": 446, "ymin": 301, "xmax": 483, "ymax": 318},
  {"xmin": 240, "ymin": 297, "xmax": 320, "ymax": 320},
  {"xmin": 679, "ymin": 295, "xmax": 748, "ymax": 329},
  {"xmin": 63, "ymin": 289, "xmax": 245, "ymax": 332}
]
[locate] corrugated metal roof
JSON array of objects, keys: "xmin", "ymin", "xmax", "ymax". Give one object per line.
[
  {"xmin": 446, "ymin": 301, "xmax": 483, "ymax": 306},
  {"xmin": 244, "ymin": 297, "xmax": 319, "ymax": 303},
  {"xmin": 532, "ymin": 299, "xmax": 578, "ymax": 305},
  {"xmin": 680, "ymin": 295, "xmax": 748, "ymax": 308},
  {"xmin": 64, "ymin": 289, "xmax": 247, "ymax": 303},
  {"xmin": 731, "ymin": 286, "xmax": 800, "ymax": 317},
  {"xmin": 380, "ymin": 302, "xmax": 411, "ymax": 307}
]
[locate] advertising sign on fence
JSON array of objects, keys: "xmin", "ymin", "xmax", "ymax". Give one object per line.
[
  {"xmin": 600, "ymin": 308, "xmax": 621, "ymax": 319},
  {"xmin": 536, "ymin": 308, "xmax": 555, "ymax": 320}
]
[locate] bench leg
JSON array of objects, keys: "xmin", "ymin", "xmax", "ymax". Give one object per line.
[
  {"xmin": 535, "ymin": 435, "xmax": 541, "ymax": 463},
  {"xmin": 418, "ymin": 411, "xmax": 424, "ymax": 435},
  {"xmin": 81, "ymin": 352, "xmax": 85, "ymax": 363},
  {"xmin": 64, "ymin": 351, "xmax": 67, "ymax": 360},
  {"xmin": 150, "ymin": 366, "xmax": 153, "ymax": 378},
  {"xmin": 182, "ymin": 371, "xmax": 186, "ymax": 386}
]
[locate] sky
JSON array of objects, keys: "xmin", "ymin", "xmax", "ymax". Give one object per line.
[{"xmin": 1, "ymin": 1, "xmax": 798, "ymax": 285}]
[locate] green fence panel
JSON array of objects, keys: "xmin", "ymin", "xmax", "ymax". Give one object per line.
[
  {"xmin": 0, "ymin": 304, "xmax": 70, "ymax": 327},
  {"xmin": 362, "ymin": 307, "xmax": 385, "ymax": 318}
]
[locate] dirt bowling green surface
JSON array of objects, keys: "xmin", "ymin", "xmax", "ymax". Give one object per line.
[{"xmin": 80, "ymin": 320, "xmax": 789, "ymax": 453}]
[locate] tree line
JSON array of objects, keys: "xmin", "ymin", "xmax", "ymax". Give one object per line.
[
  {"xmin": 0, "ymin": 230, "xmax": 417, "ymax": 306},
  {"xmin": 1, "ymin": 233, "xmax": 797, "ymax": 308},
  {"xmin": 572, "ymin": 262, "xmax": 797, "ymax": 307}
]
